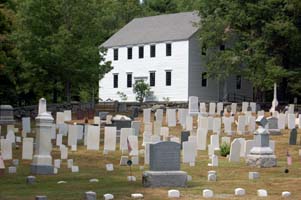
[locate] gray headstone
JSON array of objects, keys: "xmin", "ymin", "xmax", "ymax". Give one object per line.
[
  {"xmin": 85, "ymin": 191, "xmax": 96, "ymax": 200},
  {"xmin": 149, "ymin": 141, "xmax": 180, "ymax": 171},
  {"xmin": 99, "ymin": 112, "xmax": 109, "ymax": 120},
  {"xmin": 267, "ymin": 117, "xmax": 278, "ymax": 129},
  {"xmin": 289, "ymin": 128, "xmax": 297, "ymax": 145},
  {"xmin": 254, "ymin": 134, "xmax": 269, "ymax": 147},
  {"xmin": 180, "ymin": 131, "xmax": 190, "ymax": 149},
  {"xmin": 26, "ymin": 176, "xmax": 36, "ymax": 184},
  {"xmin": 35, "ymin": 196, "xmax": 47, "ymax": 200},
  {"xmin": 256, "ymin": 116, "xmax": 268, "ymax": 127}
]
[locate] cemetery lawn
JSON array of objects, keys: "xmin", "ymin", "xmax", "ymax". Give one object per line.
[{"xmin": 1, "ymin": 113, "xmax": 301, "ymax": 200}]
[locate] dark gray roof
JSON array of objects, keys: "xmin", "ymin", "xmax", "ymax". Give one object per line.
[{"xmin": 102, "ymin": 11, "xmax": 200, "ymax": 48}]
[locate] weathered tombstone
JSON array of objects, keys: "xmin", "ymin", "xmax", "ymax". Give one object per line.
[
  {"xmin": 237, "ymin": 115, "xmax": 247, "ymax": 134},
  {"xmin": 244, "ymin": 140, "xmax": 255, "ymax": 157},
  {"xmin": 143, "ymin": 141, "xmax": 187, "ymax": 187},
  {"xmin": 2, "ymin": 139, "xmax": 12, "ymax": 160},
  {"xmin": 56, "ymin": 112, "xmax": 65, "ymax": 125},
  {"xmin": 208, "ymin": 154, "xmax": 218, "ymax": 167},
  {"xmin": 237, "ymin": 138, "xmax": 246, "ymax": 157},
  {"xmin": 57, "ymin": 123, "xmax": 68, "ymax": 136},
  {"xmin": 289, "ymin": 128, "xmax": 297, "ymax": 145},
  {"xmin": 199, "ymin": 102, "xmax": 207, "ymax": 114},
  {"xmin": 120, "ymin": 128, "xmax": 133, "ymax": 153},
  {"xmin": 144, "ymin": 122, "xmax": 152, "ymax": 134},
  {"xmin": 60, "ymin": 146, "xmax": 68, "ymax": 160},
  {"xmin": 216, "ymin": 102, "xmax": 223, "ymax": 115},
  {"xmin": 242, "ymin": 102, "xmax": 249, "ymax": 113},
  {"xmin": 188, "ymin": 96, "xmax": 199, "ymax": 116},
  {"xmin": 64, "ymin": 110, "xmax": 72, "ymax": 121},
  {"xmin": 56, "ymin": 134, "xmax": 63, "ymax": 147},
  {"xmin": 288, "ymin": 104, "xmax": 294, "ymax": 114},
  {"xmin": 131, "ymin": 121, "xmax": 141, "ymax": 136},
  {"xmin": 6, "ymin": 129, "xmax": 15, "ymax": 144},
  {"xmin": 178, "ymin": 109, "xmax": 188, "ymax": 128},
  {"xmin": 222, "ymin": 116, "xmax": 234, "ymax": 135},
  {"xmin": 210, "ymin": 134, "xmax": 219, "ymax": 150},
  {"xmin": 196, "ymin": 128, "xmax": 207, "ymax": 150},
  {"xmin": 248, "ymin": 116, "xmax": 256, "ymax": 133},
  {"xmin": 267, "ymin": 117, "xmax": 281, "ymax": 135},
  {"xmin": 160, "ymin": 127, "xmax": 169, "ymax": 141},
  {"xmin": 86, "ymin": 125, "xmax": 100, "ymax": 150},
  {"xmin": 22, "ymin": 117, "xmax": 31, "ymax": 135},
  {"xmin": 212, "ymin": 117, "xmax": 221, "ymax": 134},
  {"xmin": 153, "ymin": 121, "xmax": 162, "ymax": 136},
  {"xmin": 231, "ymin": 103, "xmax": 237, "ymax": 114},
  {"xmin": 128, "ymin": 135, "xmax": 138, "ymax": 156},
  {"xmin": 143, "ymin": 109, "xmax": 151, "ymax": 123},
  {"xmin": 166, "ymin": 109, "xmax": 176, "ymax": 127},
  {"xmin": 22, "ymin": 138, "xmax": 33, "ymax": 160},
  {"xmin": 155, "ymin": 109, "xmax": 163, "ymax": 123},
  {"xmin": 0, "ymin": 105, "xmax": 15, "ymax": 125},
  {"xmin": 104, "ymin": 126, "xmax": 116, "ymax": 152},
  {"xmin": 185, "ymin": 115, "xmax": 193, "ymax": 131},
  {"xmin": 180, "ymin": 131, "xmax": 190, "ymax": 149},
  {"xmin": 246, "ymin": 116, "xmax": 277, "ymax": 167},
  {"xmin": 198, "ymin": 116, "xmax": 208, "ymax": 130},
  {"xmin": 229, "ymin": 139, "xmax": 241, "ymax": 162},
  {"xmin": 31, "ymin": 98, "xmax": 54, "ymax": 174},
  {"xmin": 278, "ymin": 113, "xmax": 286, "ymax": 130}
]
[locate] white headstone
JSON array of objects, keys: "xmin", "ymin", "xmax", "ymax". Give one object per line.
[
  {"xmin": 210, "ymin": 134, "xmax": 219, "ymax": 150},
  {"xmin": 6, "ymin": 129, "xmax": 15, "ymax": 144},
  {"xmin": 188, "ymin": 96, "xmax": 199, "ymax": 115},
  {"xmin": 143, "ymin": 109, "xmax": 151, "ymax": 123},
  {"xmin": 153, "ymin": 121, "xmax": 161, "ymax": 136},
  {"xmin": 178, "ymin": 108, "xmax": 188, "ymax": 128},
  {"xmin": 144, "ymin": 122, "xmax": 152, "ymax": 134},
  {"xmin": 248, "ymin": 116, "xmax": 256, "ymax": 133},
  {"xmin": 22, "ymin": 137, "xmax": 33, "ymax": 160},
  {"xmin": 56, "ymin": 134, "xmax": 63, "ymax": 147},
  {"xmin": 208, "ymin": 116, "xmax": 213, "ymax": 131},
  {"xmin": 87, "ymin": 125, "xmax": 100, "ymax": 150},
  {"xmin": 64, "ymin": 110, "xmax": 72, "ymax": 121},
  {"xmin": 229, "ymin": 139, "xmax": 241, "ymax": 162},
  {"xmin": 231, "ymin": 103, "xmax": 237, "ymax": 113},
  {"xmin": 278, "ymin": 113, "xmax": 286, "ymax": 130},
  {"xmin": 166, "ymin": 109, "xmax": 176, "ymax": 127},
  {"xmin": 160, "ymin": 127, "xmax": 169, "ymax": 141},
  {"xmin": 222, "ymin": 116, "xmax": 234, "ymax": 135},
  {"xmin": 198, "ymin": 116, "xmax": 208, "ymax": 130},
  {"xmin": 237, "ymin": 115, "xmax": 247, "ymax": 134},
  {"xmin": 93, "ymin": 116, "xmax": 100, "ymax": 126},
  {"xmin": 238, "ymin": 138, "xmax": 246, "ymax": 157},
  {"xmin": 128, "ymin": 135, "xmax": 138, "ymax": 156},
  {"xmin": 155, "ymin": 109, "xmax": 163, "ymax": 123},
  {"xmin": 120, "ymin": 128, "xmax": 133, "ymax": 152},
  {"xmin": 197, "ymin": 128, "xmax": 207, "ymax": 150},
  {"xmin": 22, "ymin": 117, "xmax": 31, "ymax": 134},
  {"xmin": 200, "ymin": 102, "xmax": 207, "ymax": 113},
  {"xmin": 67, "ymin": 125, "xmax": 78, "ymax": 147},
  {"xmin": 209, "ymin": 102, "xmax": 216, "ymax": 115},
  {"xmin": 56, "ymin": 112, "xmax": 65, "ymax": 124},
  {"xmin": 244, "ymin": 140, "xmax": 255, "ymax": 157},
  {"xmin": 250, "ymin": 102, "xmax": 256, "ymax": 113},
  {"xmin": 183, "ymin": 141, "xmax": 196, "ymax": 164},
  {"xmin": 185, "ymin": 115, "xmax": 193, "ymax": 131},
  {"xmin": 216, "ymin": 102, "xmax": 223, "ymax": 115},
  {"xmin": 60, "ymin": 146, "xmax": 68, "ymax": 160},
  {"xmin": 104, "ymin": 126, "xmax": 116, "ymax": 151},
  {"xmin": 257, "ymin": 110, "xmax": 265, "ymax": 117},
  {"xmin": 242, "ymin": 102, "xmax": 249, "ymax": 113},
  {"xmin": 2, "ymin": 139, "xmax": 12, "ymax": 160},
  {"xmin": 287, "ymin": 114, "xmax": 295, "ymax": 129},
  {"xmin": 212, "ymin": 117, "xmax": 221, "ymax": 134}
]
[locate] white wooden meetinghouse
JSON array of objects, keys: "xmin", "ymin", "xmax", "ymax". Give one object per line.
[{"xmin": 99, "ymin": 11, "xmax": 253, "ymax": 102}]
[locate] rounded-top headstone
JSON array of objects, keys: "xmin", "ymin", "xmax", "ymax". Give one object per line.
[
  {"xmin": 26, "ymin": 176, "xmax": 36, "ymax": 184},
  {"xmin": 104, "ymin": 193, "xmax": 114, "ymax": 200},
  {"xmin": 257, "ymin": 189, "xmax": 268, "ymax": 197},
  {"xmin": 234, "ymin": 188, "xmax": 245, "ymax": 196},
  {"xmin": 282, "ymin": 191, "xmax": 291, "ymax": 197},
  {"xmin": 85, "ymin": 191, "xmax": 96, "ymax": 200},
  {"xmin": 35, "ymin": 196, "xmax": 47, "ymax": 200},
  {"xmin": 168, "ymin": 189, "xmax": 180, "ymax": 198},
  {"xmin": 203, "ymin": 189, "xmax": 214, "ymax": 198}
]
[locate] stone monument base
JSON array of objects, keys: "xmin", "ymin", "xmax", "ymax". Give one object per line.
[
  {"xmin": 268, "ymin": 129, "xmax": 281, "ymax": 135},
  {"xmin": 30, "ymin": 164, "xmax": 54, "ymax": 175},
  {"xmin": 246, "ymin": 154, "xmax": 277, "ymax": 168},
  {"xmin": 142, "ymin": 171, "xmax": 187, "ymax": 187}
]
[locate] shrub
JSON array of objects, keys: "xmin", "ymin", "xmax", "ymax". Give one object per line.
[
  {"xmin": 133, "ymin": 80, "xmax": 151, "ymax": 103},
  {"xmin": 220, "ymin": 142, "xmax": 230, "ymax": 157}
]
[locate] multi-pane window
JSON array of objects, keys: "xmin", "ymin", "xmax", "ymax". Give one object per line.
[
  {"xmin": 166, "ymin": 43, "xmax": 172, "ymax": 56},
  {"xmin": 236, "ymin": 75, "xmax": 241, "ymax": 89},
  {"xmin": 139, "ymin": 46, "xmax": 144, "ymax": 59},
  {"xmin": 150, "ymin": 72, "xmax": 155, "ymax": 86},
  {"xmin": 166, "ymin": 71, "xmax": 172, "ymax": 86},
  {"xmin": 127, "ymin": 73, "xmax": 132, "ymax": 88},
  {"xmin": 150, "ymin": 45, "xmax": 156, "ymax": 57},
  {"xmin": 113, "ymin": 74, "xmax": 118, "ymax": 88},
  {"xmin": 113, "ymin": 48, "xmax": 118, "ymax": 60},
  {"xmin": 127, "ymin": 47, "xmax": 132, "ymax": 59},
  {"xmin": 201, "ymin": 72, "xmax": 207, "ymax": 87}
]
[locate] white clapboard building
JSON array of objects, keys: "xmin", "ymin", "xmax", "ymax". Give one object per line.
[{"xmin": 99, "ymin": 11, "xmax": 253, "ymax": 102}]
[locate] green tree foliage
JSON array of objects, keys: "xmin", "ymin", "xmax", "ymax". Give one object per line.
[
  {"xmin": 133, "ymin": 80, "xmax": 151, "ymax": 103},
  {"xmin": 198, "ymin": 0, "xmax": 301, "ymax": 101},
  {"xmin": 13, "ymin": 0, "xmax": 112, "ymax": 104}
]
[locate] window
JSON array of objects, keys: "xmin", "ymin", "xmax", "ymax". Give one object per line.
[
  {"xmin": 127, "ymin": 73, "xmax": 132, "ymax": 88},
  {"xmin": 113, "ymin": 74, "xmax": 118, "ymax": 88},
  {"xmin": 139, "ymin": 46, "xmax": 144, "ymax": 59},
  {"xmin": 236, "ymin": 75, "xmax": 241, "ymax": 89},
  {"xmin": 201, "ymin": 44, "xmax": 207, "ymax": 55},
  {"xmin": 166, "ymin": 71, "xmax": 172, "ymax": 86},
  {"xmin": 127, "ymin": 47, "xmax": 132, "ymax": 59},
  {"xmin": 149, "ymin": 72, "xmax": 155, "ymax": 86},
  {"xmin": 150, "ymin": 45, "xmax": 156, "ymax": 57},
  {"xmin": 166, "ymin": 43, "xmax": 172, "ymax": 56},
  {"xmin": 113, "ymin": 48, "xmax": 118, "ymax": 60},
  {"xmin": 220, "ymin": 44, "xmax": 225, "ymax": 51},
  {"xmin": 201, "ymin": 72, "xmax": 207, "ymax": 87}
]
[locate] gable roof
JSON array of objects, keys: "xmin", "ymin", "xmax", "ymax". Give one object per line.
[{"xmin": 102, "ymin": 11, "xmax": 200, "ymax": 48}]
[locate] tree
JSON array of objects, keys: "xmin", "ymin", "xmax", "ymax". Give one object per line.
[
  {"xmin": 198, "ymin": 0, "xmax": 301, "ymax": 102},
  {"xmin": 133, "ymin": 80, "xmax": 151, "ymax": 103},
  {"xmin": 13, "ymin": 0, "xmax": 112, "ymax": 104}
]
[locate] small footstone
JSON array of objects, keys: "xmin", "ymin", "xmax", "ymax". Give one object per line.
[
  {"xmin": 26, "ymin": 176, "xmax": 36, "ymax": 184},
  {"xmin": 71, "ymin": 166, "xmax": 79, "ymax": 172},
  {"xmin": 249, "ymin": 172, "xmax": 260, "ymax": 180},
  {"xmin": 127, "ymin": 176, "xmax": 136, "ymax": 182},
  {"xmin": 282, "ymin": 191, "xmax": 291, "ymax": 198},
  {"xmin": 57, "ymin": 181, "xmax": 67, "ymax": 184},
  {"xmin": 67, "ymin": 159, "xmax": 73, "ymax": 168},
  {"xmin": 131, "ymin": 193, "xmax": 143, "ymax": 199},
  {"xmin": 120, "ymin": 156, "xmax": 128, "ymax": 166},
  {"xmin": 132, "ymin": 156, "xmax": 139, "ymax": 165},
  {"xmin": 85, "ymin": 191, "xmax": 96, "ymax": 200},
  {"xmin": 257, "ymin": 189, "xmax": 268, "ymax": 197},
  {"xmin": 208, "ymin": 174, "xmax": 216, "ymax": 182},
  {"xmin": 12, "ymin": 159, "xmax": 19, "ymax": 166},
  {"xmin": 234, "ymin": 188, "xmax": 245, "ymax": 196},
  {"xmin": 106, "ymin": 164, "xmax": 114, "ymax": 171},
  {"xmin": 187, "ymin": 175, "xmax": 192, "ymax": 182},
  {"xmin": 8, "ymin": 166, "xmax": 16, "ymax": 174},
  {"xmin": 89, "ymin": 178, "xmax": 99, "ymax": 183},
  {"xmin": 104, "ymin": 193, "xmax": 114, "ymax": 200},
  {"xmin": 203, "ymin": 189, "xmax": 214, "ymax": 198},
  {"xmin": 54, "ymin": 159, "xmax": 61, "ymax": 168},
  {"xmin": 35, "ymin": 196, "xmax": 47, "ymax": 200},
  {"xmin": 53, "ymin": 168, "xmax": 58, "ymax": 174},
  {"xmin": 168, "ymin": 189, "xmax": 180, "ymax": 198}
]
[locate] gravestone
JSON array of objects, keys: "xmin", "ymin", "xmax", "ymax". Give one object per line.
[
  {"xmin": 131, "ymin": 121, "xmax": 141, "ymax": 136},
  {"xmin": 199, "ymin": 102, "xmax": 207, "ymax": 114},
  {"xmin": 56, "ymin": 134, "xmax": 63, "ymax": 147},
  {"xmin": 180, "ymin": 131, "xmax": 190, "ymax": 149},
  {"xmin": 183, "ymin": 141, "xmax": 196, "ymax": 164},
  {"xmin": 143, "ymin": 141, "xmax": 187, "ymax": 187},
  {"xmin": 223, "ymin": 117, "xmax": 234, "ymax": 135},
  {"xmin": 155, "ymin": 109, "xmax": 163, "ymax": 123},
  {"xmin": 267, "ymin": 117, "xmax": 281, "ymax": 135},
  {"xmin": 143, "ymin": 109, "xmax": 151, "ymax": 123},
  {"xmin": 178, "ymin": 108, "xmax": 188, "ymax": 128},
  {"xmin": 197, "ymin": 128, "xmax": 207, "ymax": 150},
  {"xmin": 209, "ymin": 103, "xmax": 216, "ymax": 116},
  {"xmin": 120, "ymin": 128, "xmax": 133, "ymax": 152},
  {"xmin": 278, "ymin": 113, "xmax": 286, "ymax": 130},
  {"xmin": 104, "ymin": 126, "xmax": 116, "ymax": 152},
  {"xmin": 67, "ymin": 125, "xmax": 78, "ymax": 147},
  {"xmin": 188, "ymin": 96, "xmax": 199, "ymax": 116},
  {"xmin": 153, "ymin": 121, "xmax": 162, "ymax": 136},
  {"xmin": 246, "ymin": 116, "xmax": 277, "ymax": 167},
  {"xmin": 56, "ymin": 112, "xmax": 64, "ymax": 125},
  {"xmin": 166, "ymin": 109, "xmax": 176, "ymax": 127},
  {"xmin": 289, "ymin": 128, "xmax": 297, "ymax": 145},
  {"xmin": 198, "ymin": 116, "xmax": 208, "ymax": 130},
  {"xmin": 2, "ymin": 139, "xmax": 12, "ymax": 160},
  {"xmin": 237, "ymin": 116, "xmax": 247, "ymax": 134},
  {"xmin": 185, "ymin": 115, "xmax": 193, "ymax": 131},
  {"xmin": 287, "ymin": 114, "xmax": 295, "ymax": 129},
  {"xmin": 216, "ymin": 102, "xmax": 223, "ymax": 115},
  {"xmin": 0, "ymin": 105, "xmax": 15, "ymax": 125},
  {"xmin": 22, "ymin": 117, "xmax": 31, "ymax": 135},
  {"xmin": 212, "ymin": 118, "xmax": 221, "ymax": 134},
  {"xmin": 229, "ymin": 139, "xmax": 241, "ymax": 162},
  {"xmin": 86, "ymin": 125, "xmax": 100, "ymax": 150},
  {"xmin": 231, "ymin": 103, "xmax": 237, "ymax": 114},
  {"xmin": 242, "ymin": 102, "xmax": 249, "ymax": 113},
  {"xmin": 160, "ymin": 127, "xmax": 169, "ymax": 141},
  {"xmin": 22, "ymin": 137, "xmax": 33, "ymax": 160}
]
